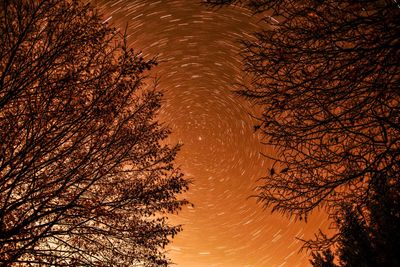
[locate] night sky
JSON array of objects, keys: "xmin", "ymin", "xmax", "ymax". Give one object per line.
[{"xmin": 93, "ymin": 1, "xmax": 330, "ymax": 266}]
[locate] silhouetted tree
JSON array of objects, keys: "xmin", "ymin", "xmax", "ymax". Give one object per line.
[
  {"xmin": 205, "ymin": 0, "xmax": 400, "ymax": 263},
  {"xmin": 310, "ymin": 249, "xmax": 337, "ymax": 267},
  {"xmin": 310, "ymin": 185, "xmax": 400, "ymax": 267},
  {"xmin": 334, "ymin": 176, "xmax": 400, "ymax": 267},
  {"xmin": 204, "ymin": 0, "xmax": 400, "ymax": 219},
  {"xmin": 0, "ymin": 0, "xmax": 189, "ymax": 266},
  {"xmin": 366, "ymin": 174, "xmax": 400, "ymax": 267},
  {"xmin": 335, "ymin": 207, "xmax": 377, "ymax": 267}
]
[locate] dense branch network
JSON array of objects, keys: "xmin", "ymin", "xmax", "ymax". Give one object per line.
[
  {"xmin": 206, "ymin": 0, "xmax": 400, "ymax": 264},
  {"xmin": 207, "ymin": 0, "xmax": 400, "ymax": 218},
  {"xmin": 0, "ymin": 0, "xmax": 189, "ymax": 266}
]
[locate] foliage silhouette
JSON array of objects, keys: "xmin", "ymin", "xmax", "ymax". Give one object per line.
[
  {"xmin": 204, "ymin": 0, "xmax": 399, "ymax": 222},
  {"xmin": 310, "ymin": 249, "xmax": 337, "ymax": 267},
  {"xmin": 0, "ymin": 0, "xmax": 189, "ymax": 265},
  {"xmin": 205, "ymin": 0, "xmax": 400, "ymax": 263},
  {"xmin": 310, "ymin": 178, "xmax": 400, "ymax": 267}
]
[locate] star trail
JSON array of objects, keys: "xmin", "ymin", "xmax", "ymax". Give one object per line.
[{"xmin": 92, "ymin": 1, "xmax": 330, "ymax": 266}]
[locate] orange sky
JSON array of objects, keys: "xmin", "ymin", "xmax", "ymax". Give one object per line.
[{"xmin": 93, "ymin": 1, "xmax": 332, "ymax": 266}]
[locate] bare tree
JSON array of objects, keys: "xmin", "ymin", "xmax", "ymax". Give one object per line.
[
  {"xmin": 205, "ymin": 0, "xmax": 400, "ymax": 262},
  {"xmin": 0, "ymin": 0, "xmax": 189, "ymax": 266},
  {"xmin": 204, "ymin": 0, "xmax": 400, "ymax": 219}
]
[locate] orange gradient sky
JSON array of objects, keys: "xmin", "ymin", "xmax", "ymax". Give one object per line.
[{"xmin": 92, "ymin": 1, "xmax": 332, "ymax": 266}]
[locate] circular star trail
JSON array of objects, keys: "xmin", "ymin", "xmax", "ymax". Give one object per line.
[{"xmin": 93, "ymin": 1, "xmax": 330, "ymax": 266}]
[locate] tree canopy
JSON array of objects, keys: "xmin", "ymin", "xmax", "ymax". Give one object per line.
[
  {"xmin": 0, "ymin": 0, "xmax": 189, "ymax": 265},
  {"xmin": 205, "ymin": 0, "xmax": 400, "ymax": 264},
  {"xmin": 205, "ymin": 0, "xmax": 400, "ymax": 218}
]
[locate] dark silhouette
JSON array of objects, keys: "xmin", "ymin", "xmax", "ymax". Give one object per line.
[
  {"xmin": 0, "ymin": 0, "xmax": 189, "ymax": 265},
  {"xmin": 310, "ymin": 178, "xmax": 400, "ymax": 267},
  {"xmin": 310, "ymin": 249, "xmax": 337, "ymax": 267},
  {"xmin": 205, "ymin": 0, "xmax": 400, "ymax": 264},
  {"xmin": 336, "ymin": 208, "xmax": 378, "ymax": 267}
]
